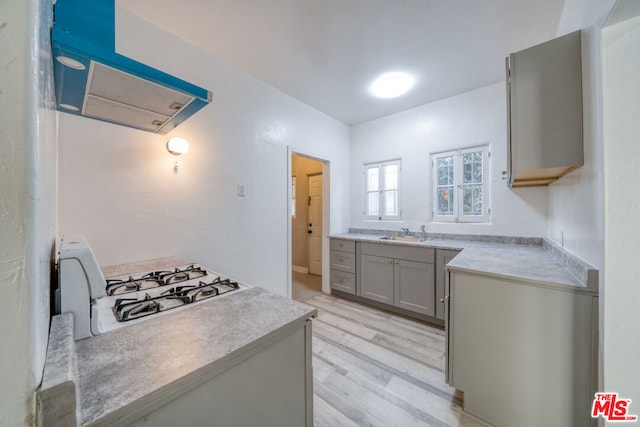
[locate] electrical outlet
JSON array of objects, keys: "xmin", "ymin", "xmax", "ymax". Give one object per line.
[{"xmin": 237, "ymin": 184, "xmax": 246, "ymax": 197}]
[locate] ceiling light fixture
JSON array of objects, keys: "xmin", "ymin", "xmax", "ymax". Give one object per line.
[{"xmin": 370, "ymin": 72, "xmax": 415, "ymax": 99}]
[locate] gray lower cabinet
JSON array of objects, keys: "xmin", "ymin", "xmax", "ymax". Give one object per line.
[
  {"xmin": 446, "ymin": 270, "xmax": 597, "ymax": 427},
  {"xmin": 329, "ymin": 238, "xmax": 356, "ymax": 294},
  {"xmin": 360, "ymin": 254, "xmax": 394, "ymax": 304},
  {"xmin": 359, "ymin": 242, "xmax": 435, "ymax": 317},
  {"xmin": 128, "ymin": 321, "xmax": 314, "ymax": 427},
  {"xmin": 394, "ymin": 259, "xmax": 435, "ymax": 316},
  {"xmin": 330, "ymin": 269, "xmax": 356, "ymax": 294},
  {"xmin": 435, "ymin": 249, "xmax": 461, "ymax": 320}
]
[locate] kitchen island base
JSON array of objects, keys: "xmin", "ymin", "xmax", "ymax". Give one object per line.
[{"xmin": 128, "ymin": 322, "xmax": 313, "ymax": 427}]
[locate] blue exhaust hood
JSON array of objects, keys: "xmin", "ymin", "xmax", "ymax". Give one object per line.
[{"xmin": 52, "ymin": 0, "xmax": 212, "ymax": 134}]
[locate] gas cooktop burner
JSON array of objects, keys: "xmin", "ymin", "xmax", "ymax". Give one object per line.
[
  {"xmin": 112, "ymin": 276, "xmax": 240, "ymax": 322},
  {"xmin": 105, "ymin": 265, "xmax": 208, "ymax": 296}
]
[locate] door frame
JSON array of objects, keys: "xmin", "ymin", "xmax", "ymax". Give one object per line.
[{"xmin": 287, "ymin": 147, "xmax": 330, "ymax": 299}]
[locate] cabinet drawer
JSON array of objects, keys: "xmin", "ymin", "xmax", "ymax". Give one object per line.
[
  {"xmin": 330, "ymin": 239, "xmax": 355, "ymax": 253},
  {"xmin": 330, "ymin": 270, "xmax": 355, "ymax": 294},
  {"xmin": 330, "ymin": 250, "xmax": 356, "ymax": 273},
  {"xmin": 360, "ymin": 242, "xmax": 434, "ymax": 263}
]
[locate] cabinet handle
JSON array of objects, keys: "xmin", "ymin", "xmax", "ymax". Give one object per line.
[
  {"xmin": 394, "ymin": 260, "xmax": 398, "ymax": 264},
  {"xmin": 440, "ymin": 298, "xmax": 445, "ymax": 303},
  {"xmin": 388, "ymin": 260, "xmax": 393, "ymax": 264}
]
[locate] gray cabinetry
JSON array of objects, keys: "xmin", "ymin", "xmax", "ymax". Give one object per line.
[
  {"xmin": 435, "ymin": 249, "xmax": 460, "ymax": 320},
  {"xmin": 394, "ymin": 259, "xmax": 435, "ymax": 315},
  {"xmin": 506, "ymin": 30, "xmax": 583, "ymax": 187},
  {"xmin": 359, "ymin": 242, "xmax": 435, "ymax": 316},
  {"xmin": 128, "ymin": 321, "xmax": 314, "ymax": 427},
  {"xmin": 446, "ymin": 270, "xmax": 597, "ymax": 426},
  {"xmin": 329, "ymin": 238, "xmax": 356, "ymax": 294},
  {"xmin": 360, "ymin": 254, "xmax": 395, "ymax": 304}
]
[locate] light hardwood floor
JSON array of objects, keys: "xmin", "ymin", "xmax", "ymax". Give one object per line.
[
  {"xmin": 307, "ymin": 294, "xmax": 491, "ymax": 427},
  {"xmin": 292, "ymin": 271, "xmax": 323, "ymax": 302}
]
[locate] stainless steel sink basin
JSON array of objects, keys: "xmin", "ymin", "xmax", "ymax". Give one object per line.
[{"xmin": 379, "ymin": 236, "xmax": 426, "ymax": 243}]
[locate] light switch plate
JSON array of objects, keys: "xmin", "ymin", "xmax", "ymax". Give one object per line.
[{"xmin": 237, "ymin": 184, "xmax": 246, "ymax": 197}]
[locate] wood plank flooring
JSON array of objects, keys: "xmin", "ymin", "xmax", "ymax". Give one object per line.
[
  {"xmin": 292, "ymin": 271, "xmax": 323, "ymax": 302},
  {"xmin": 306, "ymin": 294, "xmax": 491, "ymax": 427}
]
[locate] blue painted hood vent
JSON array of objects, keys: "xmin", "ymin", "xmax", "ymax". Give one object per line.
[{"xmin": 51, "ymin": 0, "xmax": 212, "ymax": 134}]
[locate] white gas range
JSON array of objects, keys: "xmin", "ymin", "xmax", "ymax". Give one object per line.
[{"xmin": 55, "ymin": 234, "xmax": 249, "ymax": 340}]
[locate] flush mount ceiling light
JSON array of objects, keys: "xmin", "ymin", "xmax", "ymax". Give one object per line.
[
  {"xmin": 370, "ymin": 72, "xmax": 415, "ymax": 99},
  {"xmin": 166, "ymin": 137, "xmax": 189, "ymax": 155},
  {"xmin": 56, "ymin": 55, "xmax": 86, "ymax": 70}
]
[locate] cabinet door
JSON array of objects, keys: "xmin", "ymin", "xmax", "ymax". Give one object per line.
[
  {"xmin": 435, "ymin": 249, "xmax": 460, "ymax": 320},
  {"xmin": 359, "ymin": 254, "xmax": 394, "ymax": 304},
  {"xmin": 507, "ymin": 30, "xmax": 583, "ymax": 186},
  {"xmin": 394, "ymin": 259, "xmax": 435, "ymax": 316},
  {"xmin": 448, "ymin": 271, "xmax": 596, "ymax": 427}
]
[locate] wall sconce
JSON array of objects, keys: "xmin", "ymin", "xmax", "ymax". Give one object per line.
[
  {"xmin": 166, "ymin": 137, "xmax": 189, "ymax": 170},
  {"xmin": 167, "ymin": 137, "xmax": 189, "ymax": 155}
]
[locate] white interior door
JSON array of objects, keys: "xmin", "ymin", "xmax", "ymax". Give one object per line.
[{"xmin": 308, "ymin": 174, "xmax": 323, "ymax": 275}]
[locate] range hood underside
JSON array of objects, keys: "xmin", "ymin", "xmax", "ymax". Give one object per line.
[
  {"xmin": 52, "ymin": 0, "xmax": 212, "ymax": 134},
  {"xmin": 82, "ymin": 62, "xmax": 195, "ymax": 133}
]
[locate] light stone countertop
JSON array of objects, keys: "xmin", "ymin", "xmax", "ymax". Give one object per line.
[
  {"xmin": 41, "ymin": 258, "xmax": 317, "ymax": 426},
  {"xmin": 330, "ymin": 232, "xmax": 598, "ymax": 295}
]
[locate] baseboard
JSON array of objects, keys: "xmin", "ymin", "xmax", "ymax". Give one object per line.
[{"xmin": 292, "ymin": 265, "xmax": 309, "ymax": 274}]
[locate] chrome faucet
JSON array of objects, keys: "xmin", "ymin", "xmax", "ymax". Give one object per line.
[
  {"xmin": 420, "ymin": 225, "xmax": 427, "ymax": 238},
  {"xmin": 401, "ymin": 227, "xmax": 410, "ymax": 235}
]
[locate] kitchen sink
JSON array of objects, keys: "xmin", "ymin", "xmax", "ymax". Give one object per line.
[{"xmin": 379, "ymin": 236, "xmax": 426, "ymax": 242}]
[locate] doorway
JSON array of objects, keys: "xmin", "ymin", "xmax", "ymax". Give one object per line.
[{"xmin": 290, "ymin": 153, "xmax": 326, "ymax": 302}]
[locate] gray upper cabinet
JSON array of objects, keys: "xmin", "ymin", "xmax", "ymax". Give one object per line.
[{"xmin": 506, "ymin": 30, "xmax": 583, "ymax": 187}]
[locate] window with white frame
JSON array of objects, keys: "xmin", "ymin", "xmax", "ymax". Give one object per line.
[
  {"xmin": 432, "ymin": 146, "xmax": 489, "ymax": 222},
  {"xmin": 364, "ymin": 160, "xmax": 401, "ymax": 220}
]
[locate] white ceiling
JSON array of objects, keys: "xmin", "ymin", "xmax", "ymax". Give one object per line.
[{"xmin": 119, "ymin": 0, "xmax": 566, "ymax": 126}]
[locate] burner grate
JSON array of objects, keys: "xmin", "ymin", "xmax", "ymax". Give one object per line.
[
  {"xmin": 112, "ymin": 276, "xmax": 240, "ymax": 322},
  {"xmin": 105, "ymin": 265, "xmax": 208, "ymax": 296}
]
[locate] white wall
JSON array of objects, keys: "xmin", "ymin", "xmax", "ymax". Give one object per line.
[
  {"xmin": 0, "ymin": 0, "xmax": 57, "ymax": 424},
  {"xmin": 550, "ymin": 0, "xmax": 616, "ymax": 402},
  {"xmin": 547, "ymin": 0, "xmax": 616, "ymax": 271},
  {"xmin": 349, "ymin": 83, "xmax": 548, "ymax": 236},
  {"xmin": 603, "ymin": 12, "xmax": 640, "ymax": 414},
  {"xmin": 58, "ymin": 7, "xmax": 350, "ymax": 296}
]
